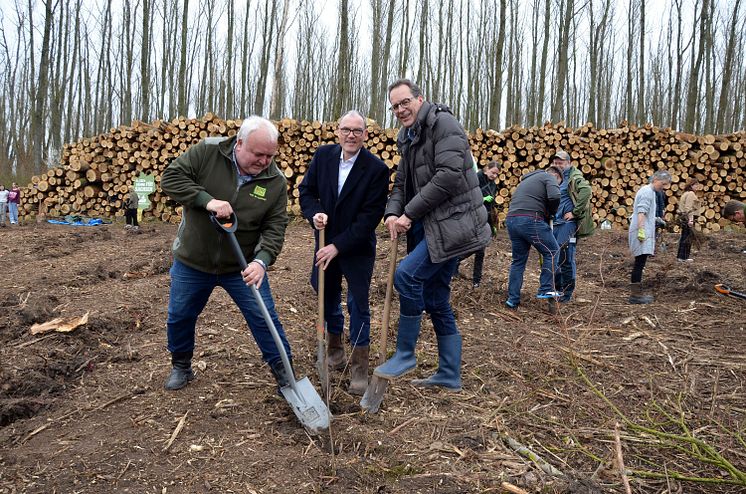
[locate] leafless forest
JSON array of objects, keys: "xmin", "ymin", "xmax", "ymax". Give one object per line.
[{"xmin": 1, "ymin": 0, "xmax": 745, "ymax": 181}]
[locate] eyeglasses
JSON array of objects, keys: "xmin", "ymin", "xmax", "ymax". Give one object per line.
[
  {"xmin": 339, "ymin": 127, "xmax": 365, "ymax": 137},
  {"xmin": 389, "ymin": 97, "xmax": 413, "ymax": 113}
]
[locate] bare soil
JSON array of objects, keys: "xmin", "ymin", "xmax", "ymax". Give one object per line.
[{"xmin": 1, "ymin": 220, "xmax": 745, "ymax": 493}]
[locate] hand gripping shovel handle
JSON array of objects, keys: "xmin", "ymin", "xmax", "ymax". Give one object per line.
[
  {"xmin": 316, "ymin": 229, "xmax": 329, "ymax": 394},
  {"xmin": 715, "ymin": 284, "xmax": 746, "ymax": 300},
  {"xmin": 209, "ymin": 213, "xmax": 297, "ymax": 391},
  {"xmin": 360, "ymin": 236, "xmax": 398, "ymax": 413}
]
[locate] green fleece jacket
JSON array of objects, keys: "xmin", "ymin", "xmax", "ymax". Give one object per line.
[
  {"xmin": 161, "ymin": 136, "xmax": 289, "ymax": 274},
  {"xmin": 568, "ymin": 166, "xmax": 594, "ymax": 237}
]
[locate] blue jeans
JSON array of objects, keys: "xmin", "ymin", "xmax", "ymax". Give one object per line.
[
  {"xmin": 395, "ymin": 222, "xmax": 459, "ymax": 336},
  {"xmin": 166, "ymin": 260, "xmax": 291, "ymax": 364},
  {"xmin": 310, "ymin": 257, "xmax": 372, "ymax": 347},
  {"xmin": 8, "ymin": 202, "xmax": 18, "ymax": 224},
  {"xmin": 553, "ymin": 221, "xmax": 577, "ymax": 299},
  {"xmin": 506, "ymin": 215, "xmax": 559, "ymax": 305}
]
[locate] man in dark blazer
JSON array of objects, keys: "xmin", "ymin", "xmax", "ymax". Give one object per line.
[{"xmin": 299, "ymin": 110, "xmax": 389, "ymax": 395}]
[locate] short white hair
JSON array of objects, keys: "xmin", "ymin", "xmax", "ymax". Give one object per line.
[
  {"xmin": 237, "ymin": 116, "xmax": 279, "ymax": 142},
  {"xmin": 339, "ymin": 110, "xmax": 366, "ymax": 127}
]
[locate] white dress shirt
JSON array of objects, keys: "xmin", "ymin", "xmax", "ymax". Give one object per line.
[{"xmin": 338, "ymin": 149, "xmax": 360, "ymax": 195}]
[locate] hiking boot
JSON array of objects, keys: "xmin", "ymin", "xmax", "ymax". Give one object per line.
[
  {"xmin": 327, "ymin": 332, "xmax": 346, "ymax": 370},
  {"xmin": 347, "ymin": 346, "xmax": 369, "ymax": 395},
  {"xmin": 164, "ymin": 351, "xmax": 195, "ymax": 390},
  {"xmin": 628, "ymin": 282, "xmax": 654, "ymax": 304}
]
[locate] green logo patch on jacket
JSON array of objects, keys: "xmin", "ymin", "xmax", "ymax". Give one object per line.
[{"xmin": 250, "ymin": 185, "xmax": 267, "ymax": 200}]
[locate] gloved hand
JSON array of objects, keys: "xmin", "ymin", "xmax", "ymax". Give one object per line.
[
  {"xmin": 655, "ymin": 217, "xmax": 666, "ymax": 228},
  {"xmin": 483, "ymin": 195, "xmax": 494, "ymax": 203},
  {"xmin": 637, "ymin": 228, "xmax": 646, "ymax": 241},
  {"xmin": 491, "ymin": 225, "xmax": 497, "ymax": 237}
]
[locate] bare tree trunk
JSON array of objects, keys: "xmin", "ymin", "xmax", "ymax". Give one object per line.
[
  {"xmin": 416, "ymin": 0, "xmax": 428, "ymax": 86},
  {"xmin": 670, "ymin": 0, "xmax": 685, "ymax": 129},
  {"xmin": 551, "ymin": 0, "xmax": 574, "ymax": 122},
  {"xmin": 488, "ymin": 0, "xmax": 506, "ymax": 129},
  {"xmin": 333, "ymin": 0, "xmax": 349, "ymax": 117},
  {"xmin": 64, "ymin": 0, "xmax": 81, "ymax": 144},
  {"xmin": 269, "ymin": 0, "xmax": 291, "ymax": 120},
  {"xmin": 240, "ymin": 0, "xmax": 256, "ymax": 116},
  {"xmin": 31, "ymin": 0, "xmax": 55, "ymax": 172},
  {"xmin": 536, "ymin": 0, "xmax": 551, "ymax": 124},
  {"xmin": 141, "ymin": 0, "xmax": 151, "ymax": 122},
  {"xmin": 637, "ymin": 0, "xmax": 645, "ymax": 124},
  {"xmin": 716, "ymin": 0, "xmax": 742, "ymax": 133},
  {"xmin": 254, "ymin": 0, "xmax": 277, "ymax": 115},
  {"xmin": 177, "ymin": 0, "xmax": 190, "ymax": 117},
  {"xmin": 683, "ymin": 0, "xmax": 708, "ymax": 132},
  {"xmin": 625, "ymin": 0, "xmax": 635, "ymax": 122}
]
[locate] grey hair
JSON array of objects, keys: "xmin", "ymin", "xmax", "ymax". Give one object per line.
[
  {"xmin": 387, "ymin": 78, "xmax": 422, "ymax": 98},
  {"xmin": 651, "ymin": 169, "xmax": 672, "ymax": 183},
  {"xmin": 237, "ymin": 116, "xmax": 279, "ymax": 142},
  {"xmin": 339, "ymin": 110, "xmax": 367, "ymax": 127}
]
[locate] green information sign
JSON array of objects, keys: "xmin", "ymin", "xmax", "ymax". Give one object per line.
[{"xmin": 133, "ymin": 174, "xmax": 156, "ymax": 210}]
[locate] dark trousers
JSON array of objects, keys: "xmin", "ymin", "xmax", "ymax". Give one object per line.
[
  {"xmin": 125, "ymin": 208, "xmax": 138, "ymax": 226},
  {"xmin": 677, "ymin": 217, "xmax": 692, "ymax": 260},
  {"xmin": 631, "ymin": 254, "xmax": 649, "ymax": 283}
]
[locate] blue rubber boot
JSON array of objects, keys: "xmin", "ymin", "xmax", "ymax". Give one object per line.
[
  {"xmin": 411, "ymin": 333, "xmax": 462, "ymax": 391},
  {"xmin": 373, "ymin": 314, "xmax": 422, "ymax": 378}
]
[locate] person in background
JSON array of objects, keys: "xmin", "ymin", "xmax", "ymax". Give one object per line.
[
  {"xmin": 373, "ymin": 78, "xmax": 491, "ymax": 392},
  {"xmin": 7, "ymin": 182, "xmax": 20, "ymax": 225},
  {"xmin": 0, "ymin": 185, "xmax": 8, "ymax": 226},
  {"xmin": 504, "ymin": 166, "xmax": 563, "ymax": 309},
  {"xmin": 298, "ymin": 110, "xmax": 389, "ymax": 395},
  {"xmin": 550, "ymin": 150, "xmax": 593, "ymax": 303},
  {"xmin": 124, "ymin": 186, "xmax": 140, "ymax": 231},
  {"xmin": 459, "ymin": 160, "xmax": 500, "ymax": 288},
  {"xmin": 160, "ymin": 116, "xmax": 294, "ymax": 393},
  {"xmin": 628, "ymin": 170, "xmax": 673, "ymax": 304},
  {"xmin": 676, "ymin": 178, "xmax": 702, "ymax": 262},
  {"xmin": 723, "ymin": 200, "xmax": 745, "ymax": 225},
  {"xmin": 653, "ymin": 176, "xmax": 668, "ymax": 252}
]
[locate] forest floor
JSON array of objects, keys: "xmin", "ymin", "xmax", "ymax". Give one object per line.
[{"xmin": 1, "ymin": 219, "xmax": 745, "ymax": 494}]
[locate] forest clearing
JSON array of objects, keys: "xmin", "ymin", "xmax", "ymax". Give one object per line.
[{"xmin": 1, "ymin": 220, "xmax": 744, "ymax": 493}]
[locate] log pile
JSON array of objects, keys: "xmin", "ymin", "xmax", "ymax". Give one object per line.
[{"xmin": 20, "ymin": 115, "xmax": 745, "ymax": 233}]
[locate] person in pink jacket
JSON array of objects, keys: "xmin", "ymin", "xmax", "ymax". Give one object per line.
[{"xmin": 7, "ymin": 183, "xmax": 20, "ymax": 225}]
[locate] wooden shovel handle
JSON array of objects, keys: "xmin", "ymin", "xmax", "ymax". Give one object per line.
[
  {"xmin": 378, "ymin": 237, "xmax": 398, "ymax": 364},
  {"xmin": 317, "ymin": 229, "xmax": 325, "ymax": 341}
]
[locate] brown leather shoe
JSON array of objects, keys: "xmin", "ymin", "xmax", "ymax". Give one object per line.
[
  {"xmin": 327, "ymin": 332, "xmax": 347, "ymax": 370},
  {"xmin": 347, "ymin": 346, "xmax": 369, "ymax": 395}
]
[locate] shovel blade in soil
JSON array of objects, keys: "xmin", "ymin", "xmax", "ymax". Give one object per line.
[
  {"xmin": 360, "ymin": 375, "xmax": 389, "ymax": 414},
  {"xmin": 280, "ymin": 376, "xmax": 330, "ymax": 435}
]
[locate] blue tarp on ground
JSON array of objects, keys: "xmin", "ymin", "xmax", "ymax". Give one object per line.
[{"xmin": 47, "ymin": 215, "xmax": 111, "ymax": 227}]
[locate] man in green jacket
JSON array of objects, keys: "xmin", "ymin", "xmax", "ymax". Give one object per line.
[
  {"xmin": 160, "ymin": 116, "xmax": 293, "ymax": 391},
  {"xmin": 551, "ymin": 150, "xmax": 593, "ymax": 303}
]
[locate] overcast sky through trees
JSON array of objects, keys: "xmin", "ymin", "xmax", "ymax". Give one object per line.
[{"xmin": 1, "ymin": 0, "xmax": 744, "ymax": 178}]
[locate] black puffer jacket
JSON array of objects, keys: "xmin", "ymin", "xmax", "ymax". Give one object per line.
[{"xmin": 385, "ymin": 102, "xmax": 491, "ymax": 262}]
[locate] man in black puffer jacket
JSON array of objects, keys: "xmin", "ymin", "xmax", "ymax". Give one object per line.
[{"xmin": 373, "ymin": 79, "xmax": 491, "ymax": 392}]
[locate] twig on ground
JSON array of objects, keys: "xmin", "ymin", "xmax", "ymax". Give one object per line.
[
  {"xmin": 501, "ymin": 481, "xmax": 529, "ymax": 494},
  {"xmin": 502, "ymin": 434, "xmax": 566, "ymax": 478},
  {"xmin": 163, "ymin": 411, "xmax": 188, "ymax": 452},
  {"xmin": 614, "ymin": 422, "xmax": 632, "ymax": 494}
]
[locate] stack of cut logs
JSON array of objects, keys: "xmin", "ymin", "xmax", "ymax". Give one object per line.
[{"xmin": 20, "ymin": 115, "xmax": 745, "ymax": 233}]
